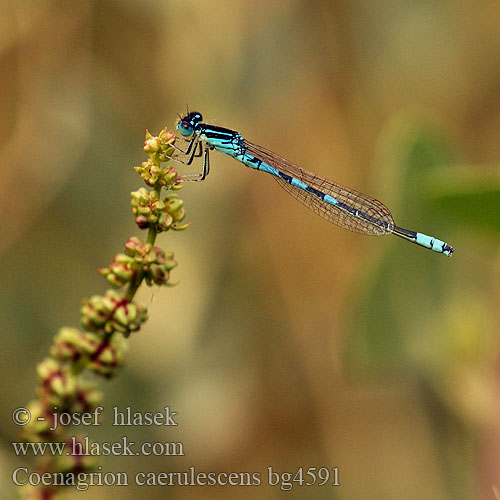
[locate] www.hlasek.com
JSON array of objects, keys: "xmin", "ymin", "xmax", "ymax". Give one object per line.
[
  {"xmin": 12, "ymin": 466, "xmax": 340, "ymax": 491},
  {"xmin": 12, "ymin": 436, "xmax": 184, "ymax": 458}
]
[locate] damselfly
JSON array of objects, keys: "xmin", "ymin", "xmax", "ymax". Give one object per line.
[{"xmin": 174, "ymin": 111, "xmax": 454, "ymax": 257}]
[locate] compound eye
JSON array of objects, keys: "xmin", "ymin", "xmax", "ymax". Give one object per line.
[{"xmin": 178, "ymin": 121, "xmax": 193, "ymax": 137}]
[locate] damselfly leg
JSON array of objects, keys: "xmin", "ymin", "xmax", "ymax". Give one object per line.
[{"xmin": 176, "ymin": 144, "xmax": 211, "ymax": 182}]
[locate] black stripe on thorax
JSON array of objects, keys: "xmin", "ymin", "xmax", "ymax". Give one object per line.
[{"xmin": 200, "ymin": 124, "xmax": 239, "ymax": 141}]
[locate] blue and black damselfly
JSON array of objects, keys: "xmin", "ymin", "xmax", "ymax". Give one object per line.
[{"xmin": 174, "ymin": 111, "xmax": 454, "ymax": 257}]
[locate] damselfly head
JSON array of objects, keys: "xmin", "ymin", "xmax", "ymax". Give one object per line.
[{"xmin": 176, "ymin": 111, "xmax": 203, "ymax": 137}]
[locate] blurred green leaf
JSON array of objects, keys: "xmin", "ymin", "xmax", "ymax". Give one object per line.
[
  {"xmin": 418, "ymin": 165, "xmax": 500, "ymax": 236},
  {"xmin": 345, "ymin": 116, "xmax": 497, "ymax": 376}
]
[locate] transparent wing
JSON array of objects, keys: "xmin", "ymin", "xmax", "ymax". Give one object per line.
[{"xmin": 243, "ymin": 140, "xmax": 394, "ymax": 235}]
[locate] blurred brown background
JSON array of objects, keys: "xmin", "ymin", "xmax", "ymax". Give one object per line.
[{"xmin": 1, "ymin": 0, "xmax": 499, "ymax": 499}]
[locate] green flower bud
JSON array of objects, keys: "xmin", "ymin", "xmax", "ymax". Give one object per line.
[
  {"xmin": 131, "ymin": 187, "xmax": 150, "ymax": 203},
  {"xmin": 124, "ymin": 236, "xmax": 145, "ymax": 256},
  {"xmin": 50, "ymin": 327, "xmax": 94, "ymax": 363},
  {"xmin": 82, "ymin": 290, "xmax": 147, "ymax": 335},
  {"xmin": 80, "ymin": 295, "xmax": 108, "ymax": 331},
  {"xmin": 114, "ymin": 301, "xmax": 136, "ymax": 325},
  {"xmin": 134, "ymin": 159, "xmax": 181, "ymax": 187},
  {"xmin": 100, "ymin": 253, "xmax": 136, "ymax": 288},
  {"xmin": 87, "ymin": 333, "xmax": 128, "ymax": 377},
  {"xmin": 134, "ymin": 128, "xmax": 181, "ymax": 187},
  {"xmin": 157, "ymin": 128, "xmax": 176, "ymax": 161},
  {"xmin": 156, "ymin": 212, "xmax": 174, "ymax": 231},
  {"xmin": 118, "ymin": 239, "xmax": 178, "ymax": 287},
  {"xmin": 144, "ymin": 135, "xmax": 161, "ymax": 154},
  {"xmin": 131, "ymin": 187, "xmax": 187, "ymax": 232},
  {"xmin": 162, "ymin": 168, "xmax": 179, "ymax": 185},
  {"xmin": 36, "ymin": 358, "xmax": 77, "ymax": 407},
  {"xmin": 136, "ymin": 206, "xmax": 152, "ymax": 217},
  {"xmin": 166, "ymin": 197, "xmax": 184, "ymax": 213},
  {"xmin": 101, "ymin": 292, "xmax": 118, "ymax": 312}
]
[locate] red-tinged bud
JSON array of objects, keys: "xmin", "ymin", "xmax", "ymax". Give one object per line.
[
  {"xmin": 144, "ymin": 135, "xmax": 161, "ymax": 154},
  {"xmin": 87, "ymin": 333, "xmax": 128, "ymax": 377},
  {"xmin": 135, "ymin": 215, "xmax": 150, "ymax": 228},
  {"xmin": 81, "ymin": 291, "xmax": 147, "ymax": 336},
  {"xmin": 50, "ymin": 327, "xmax": 94, "ymax": 363},
  {"xmin": 100, "ymin": 253, "xmax": 136, "ymax": 288},
  {"xmin": 36, "ymin": 358, "xmax": 77, "ymax": 408}
]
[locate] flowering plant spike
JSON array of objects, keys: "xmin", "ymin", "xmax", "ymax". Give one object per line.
[{"xmin": 19, "ymin": 126, "xmax": 187, "ymax": 499}]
